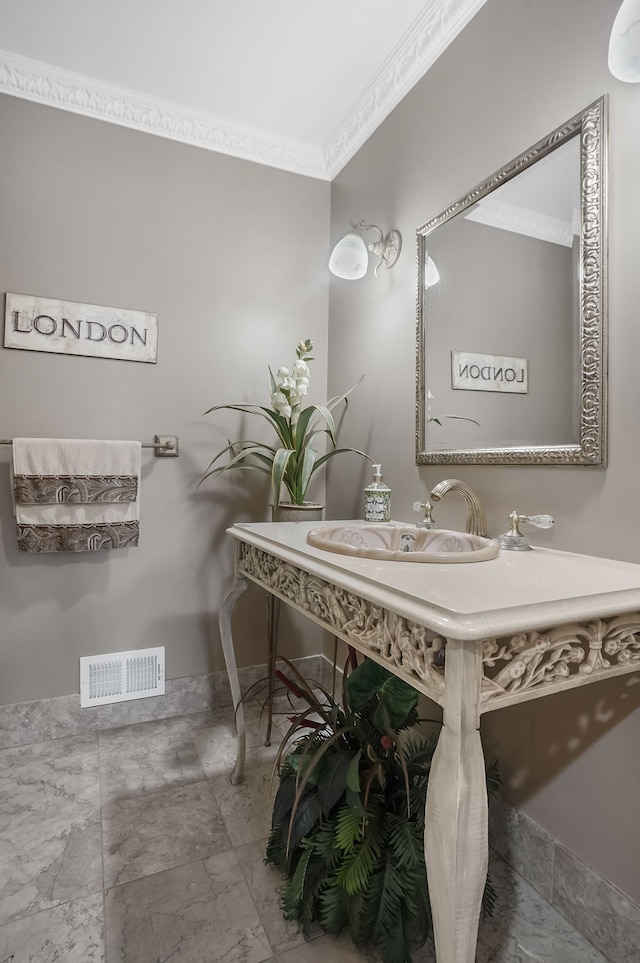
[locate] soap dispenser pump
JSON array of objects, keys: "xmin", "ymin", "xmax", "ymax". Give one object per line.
[{"xmin": 364, "ymin": 464, "xmax": 391, "ymax": 522}]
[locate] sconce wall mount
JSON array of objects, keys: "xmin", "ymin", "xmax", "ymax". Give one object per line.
[{"xmin": 329, "ymin": 219, "xmax": 402, "ymax": 280}]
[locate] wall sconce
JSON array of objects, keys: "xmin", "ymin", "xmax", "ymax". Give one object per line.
[
  {"xmin": 609, "ymin": 0, "xmax": 640, "ymax": 81},
  {"xmin": 425, "ymin": 256, "xmax": 440, "ymax": 288},
  {"xmin": 329, "ymin": 220, "xmax": 402, "ymax": 279}
]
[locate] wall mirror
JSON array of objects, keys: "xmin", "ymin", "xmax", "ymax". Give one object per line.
[{"xmin": 416, "ymin": 96, "xmax": 607, "ymax": 466}]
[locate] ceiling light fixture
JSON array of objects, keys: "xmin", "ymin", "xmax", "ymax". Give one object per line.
[
  {"xmin": 609, "ymin": 0, "xmax": 640, "ymax": 81},
  {"xmin": 329, "ymin": 220, "xmax": 402, "ymax": 280}
]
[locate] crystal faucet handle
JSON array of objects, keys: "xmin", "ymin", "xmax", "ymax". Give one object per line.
[
  {"xmin": 521, "ymin": 514, "xmax": 554, "ymax": 530},
  {"xmin": 412, "ymin": 500, "xmax": 437, "ymax": 529},
  {"xmin": 498, "ymin": 511, "xmax": 554, "ymax": 551}
]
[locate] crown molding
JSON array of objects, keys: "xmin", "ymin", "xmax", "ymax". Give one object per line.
[
  {"xmin": 322, "ymin": 0, "xmax": 488, "ymax": 178},
  {"xmin": 0, "ymin": 50, "xmax": 328, "ymax": 179},
  {"xmin": 465, "ymin": 198, "xmax": 576, "ymax": 247},
  {"xmin": 0, "ymin": 0, "xmax": 486, "ymax": 180}
]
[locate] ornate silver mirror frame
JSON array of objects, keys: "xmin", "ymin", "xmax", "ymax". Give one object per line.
[{"xmin": 416, "ymin": 96, "xmax": 608, "ymax": 466}]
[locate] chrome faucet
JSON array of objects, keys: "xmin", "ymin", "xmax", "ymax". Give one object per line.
[{"xmin": 429, "ymin": 478, "xmax": 488, "ymax": 537}]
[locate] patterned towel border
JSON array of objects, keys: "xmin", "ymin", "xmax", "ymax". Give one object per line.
[
  {"xmin": 16, "ymin": 521, "xmax": 139, "ymax": 552},
  {"xmin": 14, "ymin": 474, "xmax": 138, "ymax": 504}
]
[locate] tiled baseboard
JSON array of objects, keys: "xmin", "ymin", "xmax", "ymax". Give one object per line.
[
  {"xmin": 0, "ymin": 654, "xmax": 332, "ymax": 751},
  {"xmin": 490, "ymin": 795, "xmax": 640, "ymax": 963}
]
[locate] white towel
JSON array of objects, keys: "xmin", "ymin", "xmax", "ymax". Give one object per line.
[{"xmin": 12, "ymin": 438, "xmax": 142, "ymax": 553}]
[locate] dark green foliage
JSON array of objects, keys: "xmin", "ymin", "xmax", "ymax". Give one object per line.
[
  {"xmin": 265, "ymin": 656, "xmax": 501, "ymax": 963},
  {"xmin": 346, "ymin": 660, "xmax": 419, "ymax": 730}
]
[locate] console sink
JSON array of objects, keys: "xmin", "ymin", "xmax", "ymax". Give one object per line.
[{"xmin": 306, "ymin": 523, "xmax": 499, "ymax": 563}]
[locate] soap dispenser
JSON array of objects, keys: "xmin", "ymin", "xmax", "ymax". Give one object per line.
[{"xmin": 364, "ymin": 464, "xmax": 391, "ymax": 522}]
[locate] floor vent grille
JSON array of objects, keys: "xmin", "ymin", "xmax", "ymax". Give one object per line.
[{"xmin": 80, "ymin": 647, "xmax": 165, "ymax": 707}]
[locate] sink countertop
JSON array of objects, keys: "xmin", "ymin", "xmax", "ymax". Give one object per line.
[{"xmin": 229, "ymin": 520, "xmax": 640, "ymax": 641}]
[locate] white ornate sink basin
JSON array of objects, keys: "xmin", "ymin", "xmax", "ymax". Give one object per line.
[{"xmin": 306, "ymin": 523, "xmax": 499, "ymax": 563}]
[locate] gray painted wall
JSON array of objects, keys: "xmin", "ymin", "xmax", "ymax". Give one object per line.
[
  {"xmin": 327, "ymin": 0, "xmax": 640, "ymax": 904},
  {"xmin": 0, "ymin": 93, "xmax": 329, "ymax": 704}
]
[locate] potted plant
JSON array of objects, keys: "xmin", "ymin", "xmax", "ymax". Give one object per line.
[
  {"xmin": 266, "ymin": 655, "xmax": 499, "ymax": 963},
  {"xmin": 200, "ymin": 338, "xmax": 371, "ymax": 516}
]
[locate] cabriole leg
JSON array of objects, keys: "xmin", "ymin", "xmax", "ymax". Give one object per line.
[
  {"xmin": 218, "ymin": 572, "xmax": 248, "ymax": 784},
  {"xmin": 425, "ymin": 638, "xmax": 487, "ymax": 962}
]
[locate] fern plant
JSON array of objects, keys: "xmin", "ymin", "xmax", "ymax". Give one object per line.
[{"xmin": 265, "ymin": 655, "xmax": 500, "ymax": 963}]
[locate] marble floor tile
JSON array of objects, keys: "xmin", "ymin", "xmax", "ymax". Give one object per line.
[
  {"xmin": 0, "ymin": 734, "xmax": 102, "ymax": 925},
  {"xmin": 189, "ymin": 704, "xmax": 282, "ymax": 779},
  {"xmin": 0, "ymin": 892, "xmax": 104, "ymax": 963},
  {"xmin": 104, "ymin": 850, "xmax": 272, "ymax": 963},
  {"xmin": 276, "ymin": 932, "xmax": 378, "ymax": 962},
  {"xmin": 0, "ymin": 707, "xmax": 620, "ymax": 963},
  {"xmin": 209, "ymin": 760, "xmax": 276, "ymax": 847},
  {"xmin": 236, "ymin": 837, "xmax": 322, "ymax": 955},
  {"xmin": 98, "ymin": 714, "xmax": 207, "ymax": 801},
  {"xmin": 102, "ymin": 779, "xmax": 232, "ymax": 887}
]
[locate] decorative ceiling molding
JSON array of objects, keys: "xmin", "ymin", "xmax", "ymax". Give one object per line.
[
  {"xmin": 0, "ymin": 0, "xmax": 486, "ymax": 180},
  {"xmin": 465, "ymin": 198, "xmax": 575, "ymax": 247},
  {"xmin": 0, "ymin": 50, "xmax": 327, "ymax": 178},
  {"xmin": 323, "ymin": 0, "xmax": 488, "ymax": 178}
]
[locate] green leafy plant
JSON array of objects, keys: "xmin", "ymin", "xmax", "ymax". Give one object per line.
[
  {"xmin": 200, "ymin": 338, "xmax": 371, "ymax": 509},
  {"xmin": 265, "ymin": 655, "xmax": 500, "ymax": 963}
]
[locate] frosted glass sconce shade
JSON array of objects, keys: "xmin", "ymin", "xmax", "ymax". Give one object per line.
[
  {"xmin": 328, "ymin": 232, "xmax": 368, "ymax": 279},
  {"xmin": 425, "ymin": 256, "xmax": 440, "ymax": 288},
  {"xmin": 609, "ymin": 0, "xmax": 640, "ymax": 81},
  {"xmin": 329, "ymin": 220, "xmax": 402, "ymax": 279}
]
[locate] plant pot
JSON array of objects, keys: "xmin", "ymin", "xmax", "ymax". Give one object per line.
[{"xmin": 271, "ymin": 502, "xmax": 324, "ymax": 523}]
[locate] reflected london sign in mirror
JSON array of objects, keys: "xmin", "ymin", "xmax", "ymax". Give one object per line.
[{"xmin": 416, "ymin": 96, "xmax": 608, "ymax": 467}]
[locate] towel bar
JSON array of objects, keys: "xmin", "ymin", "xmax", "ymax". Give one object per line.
[{"xmin": 0, "ymin": 434, "xmax": 179, "ymax": 457}]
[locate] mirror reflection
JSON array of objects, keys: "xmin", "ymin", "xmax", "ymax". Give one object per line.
[{"xmin": 416, "ymin": 97, "xmax": 607, "ymax": 467}]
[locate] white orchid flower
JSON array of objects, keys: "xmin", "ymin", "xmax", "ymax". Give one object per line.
[
  {"xmin": 273, "ymin": 398, "xmax": 293, "ymax": 419},
  {"xmin": 202, "ymin": 336, "xmax": 370, "ymax": 513},
  {"xmin": 292, "ymin": 360, "xmax": 309, "ymax": 378},
  {"xmin": 289, "ymin": 386, "xmax": 305, "ymax": 404}
]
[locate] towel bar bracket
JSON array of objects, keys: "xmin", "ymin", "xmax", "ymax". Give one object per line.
[
  {"xmin": 153, "ymin": 434, "xmax": 179, "ymax": 457},
  {"xmin": 0, "ymin": 435, "xmax": 180, "ymax": 456}
]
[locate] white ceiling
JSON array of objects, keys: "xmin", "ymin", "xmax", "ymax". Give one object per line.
[{"xmin": 0, "ymin": 0, "xmax": 486, "ymax": 179}]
